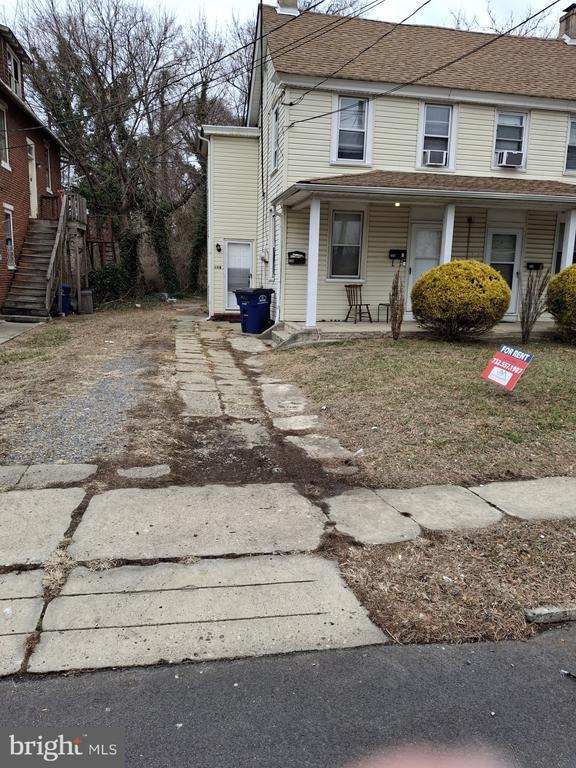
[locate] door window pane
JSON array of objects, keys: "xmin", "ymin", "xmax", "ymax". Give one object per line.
[
  {"xmin": 331, "ymin": 211, "xmax": 362, "ymax": 277},
  {"xmin": 490, "ymin": 233, "xmax": 517, "ymax": 288},
  {"xmin": 337, "ymin": 98, "xmax": 367, "ymax": 161},
  {"xmin": 227, "ymin": 242, "xmax": 251, "ymax": 308}
]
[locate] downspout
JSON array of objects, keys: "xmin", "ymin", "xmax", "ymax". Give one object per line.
[
  {"xmin": 275, "ymin": 206, "xmax": 283, "ymax": 324},
  {"xmin": 199, "ymin": 133, "xmax": 213, "ymax": 318}
]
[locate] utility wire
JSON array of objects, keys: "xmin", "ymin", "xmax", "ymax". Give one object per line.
[{"xmin": 288, "ymin": 0, "xmax": 564, "ymax": 129}]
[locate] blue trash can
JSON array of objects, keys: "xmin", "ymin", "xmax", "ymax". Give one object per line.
[
  {"xmin": 234, "ymin": 289, "xmax": 275, "ymax": 334},
  {"xmin": 61, "ymin": 284, "xmax": 72, "ymax": 316}
]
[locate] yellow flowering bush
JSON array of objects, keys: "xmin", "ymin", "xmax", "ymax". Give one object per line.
[
  {"xmin": 411, "ymin": 260, "xmax": 511, "ymax": 341},
  {"xmin": 547, "ymin": 264, "xmax": 576, "ymax": 342}
]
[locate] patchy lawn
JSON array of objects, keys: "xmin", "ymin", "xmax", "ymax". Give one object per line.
[
  {"xmin": 324, "ymin": 517, "xmax": 576, "ymax": 644},
  {"xmin": 269, "ymin": 338, "xmax": 576, "ymax": 488}
]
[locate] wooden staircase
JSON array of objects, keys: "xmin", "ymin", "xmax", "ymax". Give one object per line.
[{"xmin": 2, "ymin": 219, "xmax": 59, "ymax": 318}]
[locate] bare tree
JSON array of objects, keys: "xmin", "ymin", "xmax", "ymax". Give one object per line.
[
  {"xmin": 450, "ymin": 1, "xmax": 556, "ymax": 37},
  {"xmin": 389, "ymin": 267, "xmax": 405, "ymax": 340},
  {"xmin": 520, "ymin": 268, "xmax": 550, "ymax": 343}
]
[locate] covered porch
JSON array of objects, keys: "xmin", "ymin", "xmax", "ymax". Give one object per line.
[{"xmin": 274, "ymin": 171, "xmax": 576, "ymax": 328}]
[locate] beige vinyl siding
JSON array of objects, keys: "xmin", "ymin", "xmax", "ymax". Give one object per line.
[
  {"xmin": 452, "ymin": 208, "xmax": 487, "ymax": 261},
  {"xmin": 526, "ymin": 111, "xmax": 569, "ymax": 179},
  {"xmin": 523, "ymin": 210, "xmax": 557, "ymax": 275},
  {"xmin": 456, "ymin": 103, "xmax": 496, "ymax": 176},
  {"xmin": 210, "ymin": 134, "xmax": 258, "ymax": 314},
  {"xmin": 282, "ymin": 203, "xmax": 409, "ymax": 322}
]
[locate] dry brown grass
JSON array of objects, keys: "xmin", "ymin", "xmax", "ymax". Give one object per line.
[
  {"xmin": 0, "ymin": 305, "xmax": 176, "ymax": 460},
  {"xmin": 327, "ymin": 518, "xmax": 576, "ymax": 643},
  {"xmin": 269, "ymin": 338, "xmax": 576, "ymax": 488},
  {"xmin": 43, "ymin": 547, "xmax": 75, "ymax": 599}
]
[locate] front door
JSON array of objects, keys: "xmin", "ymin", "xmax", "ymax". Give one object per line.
[
  {"xmin": 225, "ymin": 240, "xmax": 252, "ymax": 310},
  {"xmin": 26, "ymin": 139, "xmax": 38, "ymax": 219},
  {"xmin": 407, "ymin": 223, "xmax": 442, "ymax": 311},
  {"xmin": 486, "ymin": 228, "xmax": 522, "ymax": 315}
]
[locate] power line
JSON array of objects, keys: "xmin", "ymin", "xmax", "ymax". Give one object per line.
[{"xmin": 288, "ymin": 0, "xmax": 564, "ymax": 129}]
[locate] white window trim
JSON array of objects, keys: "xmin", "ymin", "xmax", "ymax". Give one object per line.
[
  {"xmin": 564, "ymin": 115, "xmax": 576, "ymax": 176},
  {"xmin": 3, "ymin": 204, "xmax": 15, "ymax": 270},
  {"xmin": 5, "ymin": 44, "xmax": 21, "ymax": 97},
  {"xmin": 271, "ymin": 103, "xmax": 280, "ymax": 174},
  {"xmin": 45, "ymin": 143, "xmax": 53, "ymax": 193},
  {"xmin": 326, "ymin": 204, "xmax": 368, "ymax": 282},
  {"xmin": 416, "ymin": 102, "xmax": 458, "ymax": 171},
  {"xmin": 224, "ymin": 239, "xmax": 254, "ymax": 311},
  {"xmin": 330, "ymin": 94, "xmax": 373, "ymax": 167},
  {"xmin": 491, "ymin": 109, "xmax": 529, "ymax": 170},
  {"xmin": 0, "ymin": 105, "xmax": 10, "ymax": 171}
]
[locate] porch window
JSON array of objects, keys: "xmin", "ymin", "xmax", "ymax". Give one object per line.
[
  {"xmin": 494, "ymin": 112, "xmax": 526, "ymax": 163},
  {"xmin": 566, "ymin": 119, "xmax": 576, "ymax": 171},
  {"xmin": 336, "ymin": 97, "xmax": 367, "ymax": 162},
  {"xmin": 421, "ymin": 104, "xmax": 452, "ymax": 167},
  {"xmin": 271, "ymin": 105, "xmax": 279, "ymax": 171},
  {"xmin": 4, "ymin": 207, "xmax": 15, "ymax": 270},
  {"xmin": 330, "ymin": 210, "xmax": 363, "ymax": 278},
  {"xmin": 0, "ymin": 107, "xmax": 8, "ymax": 167}
]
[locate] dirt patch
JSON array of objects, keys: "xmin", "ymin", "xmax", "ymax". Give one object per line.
[
  {"xmin": 326, "ymin": 517, "xmax": 576, "ymax": 644},
  {"xmin": 268, "ymin": 338, "xmax": 576, "ymax": 488}
]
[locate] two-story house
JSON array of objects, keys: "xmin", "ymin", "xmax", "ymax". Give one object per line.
[
  {"xmin": 0, "ymin": 24, "xmax": 67, "ymax": 317},
  {"xmin": 202, "ymin": 1, "xmax": 576, "ymax": 334}
]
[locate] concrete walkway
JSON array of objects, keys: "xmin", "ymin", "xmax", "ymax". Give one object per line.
[
  {"xmin": 0, "ymin": 319, "xmax": 39, "ymax": 345},
  {"xmin": 1, "ymin": 315, "xmax": 576, "ymax": 676}
]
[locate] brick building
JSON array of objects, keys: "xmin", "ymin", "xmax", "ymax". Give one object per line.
[{"xmin": 0, "ymin": 23, "xmax": 65, "ymax": 313}]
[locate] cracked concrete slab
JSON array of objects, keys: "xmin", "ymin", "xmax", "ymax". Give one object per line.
[
  {"xmin": 17, "ymin": 464, "xmax": 97, "ymax": 489},
  {"xmin": 229, "ymin": 337, "xmax": 267, "ymax": 354},
  {"xmin": 377, "ymin": 485, "xmax": 502, "ymax": 531},
  {"xmin": 285, "ymin": 434, "xmax": 353, "ymax": 462},
  {"xmin": 0, "ymin": 465, "xmax": 27, "ymax": 489},
  {"xmin": 117, "ymin": 465, "xmax": 171, "ymax": 480},
  {"xmin": 0, "ymin": 489, "xmax": 86, "ymax": 566},
  {"xmin": 273, "ymin": 415, "xmax": 322, "ymax": 432},
  {"xmin": 327, "ymin": 488, "xmax": 421, "ymax": 544},
  {"xmin": 0, "ymin": 570, "xmax": 44, "ymax": 677},
  {"xmin": 226, "ymin": 421, "xmax": 270, "ymax": 448},
  {"xmin": 470, "ymin": 477, "xmax": 576, "ymax": 520},
  {"xmin": 68, "ymin": 484, "xmax": 325, "ymax": 560},
  {"xmin": 29, "ymin": 555, "xmax": 385, "ymax": 673},
  {"xmin": 180, "ymin": 390, "xmax": 222, "ymax": 417},
  {"xmin": 261, "ymin": 383, "xmax": 308, "ymax": 416}
]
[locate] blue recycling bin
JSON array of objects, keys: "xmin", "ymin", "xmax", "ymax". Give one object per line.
[
  {"xmin": 61, "ymin": 284, "xmax": 72, "ymax": 316},
  {"xmin": 234, "ymin": 288, "xmax": 275, "ymax": 334}
]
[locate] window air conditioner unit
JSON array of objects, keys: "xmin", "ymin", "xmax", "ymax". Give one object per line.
[
  {"xmin": 423, "ymin": 149, "xmax": 448, "ymax": 167},
  {"xmin": 497, "ymin": 150, "xmax": 523, "ymax": 167}
]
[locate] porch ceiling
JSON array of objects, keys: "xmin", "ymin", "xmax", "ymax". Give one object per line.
[{"xmin": 275, "ymin": 170, "xmax": 576, "ymax": 210}]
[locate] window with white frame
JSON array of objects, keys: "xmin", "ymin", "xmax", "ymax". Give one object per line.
[
  {"xmin": 0, "ymin": 107, "xmax": 8, "ymax": 167},
  {"xmin": 566, "ymin": 119, "xmax": 576, "ymax": 172},
  {"xmin": 421, "ymin": 104, "xmax": 452, "ymax": 167},
  {"xmin": 554, "ymin": 220, "xmax": 576, "ymax": 273},
  {"xmin": 330, "ymin": 210, "xmax": 363, "ymax": 278},
  {"xmin": 45, "ymin": 144, "xmax": 52, "ymax": 191},
  {"xmin": 6, "ymin": 46, "xmax": 21, "ymax": 97},
  {"xmin": 494, "ymin": 112, "xmax": 526, "ymax": 163},
  {"xmin": 271, "ymin": 105, "xmax": 279, "ymax": 171},
  {"xmin": 4, "ymin": 207, "xmax": 15, "ymax": 269},
  {"xmin": 336, "ymin": 97, "xmax": 368, "ymax": 162}
]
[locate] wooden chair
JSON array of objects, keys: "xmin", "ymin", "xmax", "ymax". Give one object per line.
[{"xmin": 344, "ymin": 284, "xmax": 372, "ymax": 323}]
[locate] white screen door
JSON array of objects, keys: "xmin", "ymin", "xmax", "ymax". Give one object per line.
[
  {"xmin": 225, "ymin": 241, "xmax": 252, "ymax": 310},
  {"xmin": 487, "ymin": 229, "xmax": 522, "ymax": 314},
  {"xmin": 407, "ymin": 224, "xmax": 442, "ymax": 311},
  {"xmin": 27, "ymin": 140, "xmax": 38, "ymax": 219}
]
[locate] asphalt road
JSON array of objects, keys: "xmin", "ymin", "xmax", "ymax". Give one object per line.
[{"xmin": 1, "ymin": 626, "xmax": 575, "ymax": 768}]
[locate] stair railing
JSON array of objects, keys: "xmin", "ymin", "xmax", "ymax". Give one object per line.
[{"xmin": 45, "ymin": 193, "xmax": 68, "ymax": 314}]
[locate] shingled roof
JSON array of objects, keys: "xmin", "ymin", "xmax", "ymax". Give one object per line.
[
  {"xmin": 261, "ymin": 4, "xmax": 576, "ymax": 102},
  {"xmin": 295, "ymin": 170, "xmax": 576, "ymax": 200}
]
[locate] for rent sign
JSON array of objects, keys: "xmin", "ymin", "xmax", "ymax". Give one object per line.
[{"xmin": 481, "ymin": 344, "xmax": 533, "ymax": 391}]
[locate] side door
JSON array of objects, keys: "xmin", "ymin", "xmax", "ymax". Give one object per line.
[
  {"xmin": 406, "ymin": 223, "xmax": 443, "ymax": 312},
  {"xmin": 225, "ymin": 240, "xmax": 252, "ymax": 310}
]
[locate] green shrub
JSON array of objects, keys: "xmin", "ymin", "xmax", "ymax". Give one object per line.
[
  {"xmin": 546, "ymin": 264, "xmax": 576, "ymax": 342},
  {"xmin": 411, "ymin": 259, "xmax": 511, "ymax": 341},
  {"xmin": 88, "ymin": 262, "xmax": 125, "ymax": 305}
]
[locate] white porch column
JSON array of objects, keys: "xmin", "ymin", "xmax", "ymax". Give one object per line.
[
  {"xmin": 561, "ymin": 209, "xmax": 576, "ymax": 271},
  {"xmin": 305, "ymin": 196, "xmax": 320, "ymax": 328},
  {"xmin": 440, "ymin": 203, "xmax": 455, "ymax": 264}
]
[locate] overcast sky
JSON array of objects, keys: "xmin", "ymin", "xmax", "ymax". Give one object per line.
[{"xmin": 0, "ymin": 0, "xmax": 562, "ymax": 31}]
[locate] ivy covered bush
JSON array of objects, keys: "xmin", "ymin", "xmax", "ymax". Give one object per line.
[
  {"xmin": 88, "ymin": 262, "xmax": 126, "ymax": 305},
  {"xmin": 411, "ymin": 260, "xmax": 511, "ymax": 341},
  {"xmin": 547, "ymin": 264, "xmax": 576, "ymax": 342}
]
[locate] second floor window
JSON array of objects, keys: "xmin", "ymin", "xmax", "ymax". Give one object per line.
[
  {"xmin": 45, "ymin": 145, "xmax": 53, "ymax": 191},
  {"xmin": 494, "ymin": 112, "xmax": 526, "ymax": 165},
  {"xmin": 421, "ymin": 104, "xmax": 452, "ymax": 167},
  {"xmin": 336, "ymin": 97, "xmax": 368, "ymax": 162},
  {"xmin": 271, "ymin": 106, "xmax": 279, "ymax": 171},
  {"xmin": 330, "ymin": 210, "xmax": 363, "ymax": 278},
  {"xmin": 6, "ymin": 46, "xmax": 21, "ymax": 97},
  {"xmin": 566, "ymin": 119, "xmax": 576, "ymax": 171},
  {"xmin": 0, "ymin": 107, "xmax": 8, "ymax": 167}
]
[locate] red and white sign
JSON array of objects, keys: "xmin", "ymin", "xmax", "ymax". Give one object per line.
[{"xmin": 481, "ymin": 344, "xmax": 533, "ymax": 392}]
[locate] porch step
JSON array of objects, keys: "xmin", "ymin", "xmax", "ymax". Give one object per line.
[{"xmin": 1, "ymin": 314, "xmax": 46, "ymax": 323}]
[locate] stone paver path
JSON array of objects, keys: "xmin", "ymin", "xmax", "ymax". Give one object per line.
[{"xmin": 3, "ymin": 315, "xmax": 576, "ymax": 676}]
